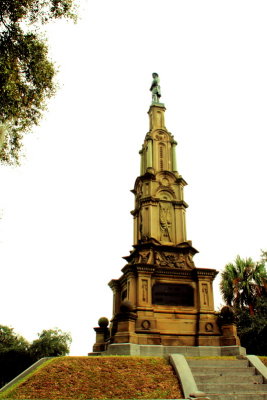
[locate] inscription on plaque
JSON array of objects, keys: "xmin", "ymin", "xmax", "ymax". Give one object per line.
[{"xmin": 152, "ymin": 283, "xmax": 194, "ymax": 306}]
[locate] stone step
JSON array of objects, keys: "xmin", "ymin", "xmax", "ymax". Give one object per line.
[
  {"xmin": 194, "ymin": 374, "xmax": 263, "ymax": 384},
  {"xmin": 198, "ymin": 383, "xmax": 267, "ymax": 393},
  {"xmin": 190, "ymin": 366, "xmax": 256, "ymax": 375},
  {"xmin": 185, "ymin": 356, "xmax": 267, "ymax": 399},
  {"xmin": 207, "ymin": 393, "xmax": 267, "ymax": 400},
  {"xmin": 187, "ymin": 359, "xmax": 249, "ymax": 367}
]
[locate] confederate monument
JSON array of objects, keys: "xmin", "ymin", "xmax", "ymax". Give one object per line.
[{"xmin": 92, "ymin": 74, "xmax": 240, "ymax": 355}]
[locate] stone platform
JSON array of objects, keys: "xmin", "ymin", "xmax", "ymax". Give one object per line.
[{"xmin": 89, "ymin": 344, "xmax": 246, "ymax": 357}]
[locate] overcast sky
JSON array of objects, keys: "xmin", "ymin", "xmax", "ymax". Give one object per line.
[{"xmin": 0, "ymin": 0, "xmax": 266, "ymax": 355}]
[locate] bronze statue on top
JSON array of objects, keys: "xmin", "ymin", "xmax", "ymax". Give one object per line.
[{"xmin": 150, "ymin": 72, "xmax": 161, "ymax": 103}]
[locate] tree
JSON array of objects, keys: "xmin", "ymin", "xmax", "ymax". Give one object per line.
[
  {"xmin": 0, "ymin": 325, "xmax": 31, "ymax": 387},
  {"xmin": 29, "ymin": 328, "xmax": 72, "ymax": 360},
  {"xmin": 220, "ymin": 253, "xmax": 267, "ymax": 355},
  {"xmin": 0, "ymin": 325, "xmax": 29, "ymax": 352},
  {"xmin": 0, "ymin": 326, "xmax": 72, "ymax": 388},
  {"xmin": 0, "ymin": 0, "xmax": 77, "ymax": 165},
  {"xmin": 220, "ymin": 255, "xmax": 267, "ymax": 315},
  {"xmin": 235, "ymin": 295, "xmax": 267, "ymax": 355}
]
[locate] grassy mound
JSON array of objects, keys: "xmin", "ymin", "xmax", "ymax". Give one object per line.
[
  {"xmin": 0, "ymin": 356, "xmax": 183, "ymax": 399},
  {"xmin": 259, "ymin": 356, "xmax": 267, "ymax": 367}
]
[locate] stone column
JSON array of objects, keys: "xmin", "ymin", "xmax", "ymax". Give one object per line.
[
  {"xmin": 127, "ymin": 272, "xmax": 137, "ymax": 307},
  {"xmin": 147, "ymin": 139, "xmax": 153, "ymax": 169},
  {"xmin": 172, "ymin": 141, "xmax": 178, "ymax": 172},
  {"xmin": 139, "ymin": 149, "xmax": 144, "ymax": 175},
  {"xmin": 109, "ymin": 280, "xmax": 121, "ymax": 315}
]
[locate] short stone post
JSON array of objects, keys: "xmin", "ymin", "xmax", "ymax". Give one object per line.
[
  {"xmin": 220, "ymin": 323, "xmax": 240, "ymax": 345},
  {"xmin": 218, "ymin": 305, "xmax": 240, "ymax": 346},
  {"xmin": 92, "ymin": 317, "xmax": 110, "ymax": 352}
]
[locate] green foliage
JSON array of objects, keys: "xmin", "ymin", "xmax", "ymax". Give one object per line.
[
  {"xmin": 0, "ymin": 325, "xmax": 29, "ymax": 353},
  {"xmin": 29, "ymin": 328, "xmax": 72, "ymax": 360},
  {"xmin": 0, "ymin": 326, "xmax": 71, "ymax": 388},
  {"xmin": 0, "ymin": 325, "xmax": 31, "ymax": 387},
  {"xmin": 0, "ymin": 0, "xmax": 77, "ymax": 164},
  {"xmin": 0, "ymin": 350, "xmax": 33, "ymax": 388},
  {"xmin": 261, "ymin": 249, "xmax": 267, "ymax": 264},
  {"xmin": 236, "ymin": 296, "xmax": 267, "ymax": 355},
  {"xmin": 220, "ymin": 255, "xmax": 267, "ymax": 314},
  {"xmin": 220, "ymin": 252, "xmax": 267, "ymax": 355}
]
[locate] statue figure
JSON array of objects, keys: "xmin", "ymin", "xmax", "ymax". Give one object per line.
[{"xmin": 150, "ymin": 72, "xmax": 161, "ymax": 103}]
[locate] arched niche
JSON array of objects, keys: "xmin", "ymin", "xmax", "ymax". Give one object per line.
[{"xmin": 156, "ymin": 189, "xmax": 175, "ymax": 201}]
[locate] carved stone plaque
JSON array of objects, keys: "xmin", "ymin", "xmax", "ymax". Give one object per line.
[{"xmin": 152, "ymin": 283, "xmax": 194, "ymax": 306}]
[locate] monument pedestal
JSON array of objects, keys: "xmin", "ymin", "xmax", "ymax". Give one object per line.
[
  {"xmin": 89, "ymin": 343, "xmax": 246, "ymax": 357},
  {"xmin": 108, "ymin": 240, "xmax": 223, "ymax": 348}
]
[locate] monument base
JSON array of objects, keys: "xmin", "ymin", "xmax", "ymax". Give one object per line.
[{"xmin": 89, "ymin": 344, "xmax": 246, "ymax": 357}]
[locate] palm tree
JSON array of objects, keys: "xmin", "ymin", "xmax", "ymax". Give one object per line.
[{"xmin": 220, "ymin": 255, "xmax": 267, "ymax": 315}]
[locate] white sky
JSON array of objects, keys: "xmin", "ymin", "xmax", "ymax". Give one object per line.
[{"xmin": 0, "ymin": 0, "xmax": 266, "ymax": 355}]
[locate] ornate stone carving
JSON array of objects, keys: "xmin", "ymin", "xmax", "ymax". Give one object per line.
[
  {"xmin": 135, "ymin": 182, "xmax": 143, "ymax": 209},
  {"xmin": 164, "ymin": 254, "xmax": 178, "ymax": 268},
  {"xmin": 158, "ymin": 190, "xmax": 173, "ymax": 200},
  {"xmin": 132, "ymin": 249, "xmax": 153, "ymax": 264},
  {"xmin": 154, "ymin": 251, "xmax": 189, "ymax": 269},
  {"xmin": 141, "ymin": 320, "xmax": 151, "ymax": 330},
  {"xmin": 177, "ymin": 253, "xmax": 186, "ymax": 268},
  {"xmin": 205, "ymin": 322, "xmax": 214, "ymax": 332},
  {"xmin": 154, "ymin": 251, "xmax": 166, "ymax": 266},
  {"xmin": 136, "ymin": 181, "xmax": 143, "ymax": 195},
  {"xmin": 186, "ymin": 253, "xmax": 195, "ymax": 268},
  {"xmin": 161, "ymin": 177, "xmax": 169, "ymax": 186},
  {"xmin": 155, "ymin": 133, "xmax": 166, "ymax": 141},
  {"xmin": 202, "ymin": 283, "xmax": 209, "ymax": 306},
  {"xmin": 141, "ymin": 279, "xmax": 148, "ymax": 302},
  {"xmin": 159, "ymin": 203, "xmax": 172, "ymax": 241},
  {"xmin": 127, "ymin": 247, "xmax": 195, "ymax": 270}
]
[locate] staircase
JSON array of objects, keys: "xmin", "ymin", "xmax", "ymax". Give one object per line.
[{"xmin": 187, "ymin": 358, "xmax": 267, "ymax": 400}]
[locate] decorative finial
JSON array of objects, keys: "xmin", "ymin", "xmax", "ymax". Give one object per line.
[{"xmin": 150, "ymin": 72, "xmax": 161, "ymax": 104}]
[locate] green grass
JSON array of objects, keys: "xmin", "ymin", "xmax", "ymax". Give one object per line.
[{"xmin": 0, "ymin": 356, "xmax": 183, "ymax": 399}]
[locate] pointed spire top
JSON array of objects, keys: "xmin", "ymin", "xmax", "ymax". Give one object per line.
[{"xmin": 150, "ymin": 72, "xmax": 165, "ymax": 106}]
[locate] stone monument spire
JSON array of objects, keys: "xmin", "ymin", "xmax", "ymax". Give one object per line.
[
  {"xmin": 92, "ymin": 75, "xmax": 241, "ymax": 354},
  {"xmin": 134, "ymin": 74, "xmax": 188, "ymax": 246}
]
